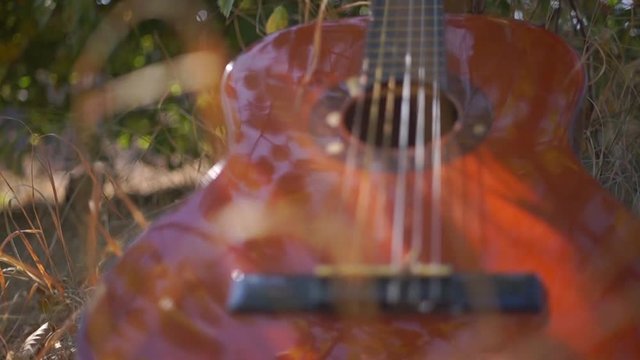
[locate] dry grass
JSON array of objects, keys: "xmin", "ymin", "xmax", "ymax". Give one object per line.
[
  {"xmin": 581, "ymin": 27, "xmax": 640, "ymax": 213},
  {"xmin": 0, "ymin": 143, "xmax": 200, "ymax": 358}
]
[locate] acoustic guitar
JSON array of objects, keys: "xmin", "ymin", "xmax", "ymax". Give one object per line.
[{"xmin": 77, "ymin": 1, "xmax": 640, "ymax": 358}]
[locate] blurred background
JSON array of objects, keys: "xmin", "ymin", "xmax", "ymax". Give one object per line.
[{"xmin": 0, "ymin": 0, "xmax": 638, "ymax": 358}]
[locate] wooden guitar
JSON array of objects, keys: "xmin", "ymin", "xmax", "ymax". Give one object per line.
[{"xmin": 77, "ymin": 1, "xmax": 640, "ymax": 358}]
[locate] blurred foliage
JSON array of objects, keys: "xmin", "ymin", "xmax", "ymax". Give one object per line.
[{"xmin": 0, "ymin": 0, "xmax": 638, "ymax": 207}]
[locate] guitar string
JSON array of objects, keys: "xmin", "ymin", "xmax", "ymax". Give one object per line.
[
  {"xmin": 377, "ymin": 2, "xmax": 402, "ymax": 266},
  {"xmin": 362, "ymin": 0, "xmax": 390, "ymax": 207},
  {"xmin": 344, "ymin": 1, "xmax": 446, "ymax": 271},
  {"xmin": 410, "ymin": 0, "xmax": 428, "ymax": 267},
  {"xmin": 343, "ymin": 0, "xmax": 391, "ymax": 265},
  {"xmin": 379, "ymin": 0, "xmax": 400, "ymax": 269},
  {"xmin": 377, "ymin": 2, "xmax": 398, "ymax": 272},
  {"xmin": 430, "ymin": 0, "xmax": 443, "ymax": 266},
  {"xmin": 340, "ymin": 73, "xmax": 366, "ymax": 265},
  {"xmin": 390, "ymin": 0, "xmax": 414, "ymax": 270},
  {"xmin": 358, "ymin": 0, "xmax": 391, "ymax": 261}
]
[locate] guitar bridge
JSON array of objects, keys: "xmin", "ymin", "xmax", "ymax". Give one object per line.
[{"xmin": 227, "ymin": 266, "xmax": 546, "ymax": 315}]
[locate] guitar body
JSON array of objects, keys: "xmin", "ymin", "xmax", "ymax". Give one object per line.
[{"xmin": 77, "ymin": 16, "xmax": 640, "ymax": 359}]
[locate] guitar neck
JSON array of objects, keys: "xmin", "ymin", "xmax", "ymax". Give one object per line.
[{"xmin": 364, "ymin": 0, "xmax": 447, "ymax": 86}]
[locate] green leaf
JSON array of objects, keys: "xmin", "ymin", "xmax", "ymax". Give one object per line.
[
  {"xmin": 359, "ymin": 6, "xmax": 370, "ymax": 16},
  {"xmin": 266, "ymin": 5, "xmax": 289, "ymax": 34},
  {"xmin": 117, "ymin": 132, "xmax": 131, "ymax": 149},
  {"xmin": 238, "ymin": 0, "xmax": 255, "ymax": 12},
  {"xmin": 136, "ymin": 135, "xmax": 152, "ymax": 150},
  {"xmin": 218, "ymin": 0, "xmax": 235, "ymax": 18}
]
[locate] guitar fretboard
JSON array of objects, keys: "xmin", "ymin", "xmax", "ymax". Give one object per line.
[{"xmin": 364, "ymin": 0, "xmax": 447, "ymax": 87}]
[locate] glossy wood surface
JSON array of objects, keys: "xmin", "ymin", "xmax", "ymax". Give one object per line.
[{"xmin": 77, "ymin": 16, "xmax": 640, "ymax": 359}]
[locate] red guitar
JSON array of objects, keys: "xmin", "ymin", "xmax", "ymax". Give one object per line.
[{"xmin": 77, "ymin": 1, "xmax": 640, "ymax": 358}]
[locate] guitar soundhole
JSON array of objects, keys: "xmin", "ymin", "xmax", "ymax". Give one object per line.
[
  {"xmin": 309, "ymin": 75, "xmax": 492, "ymax": 170},
  {"xmin": 343, "ymin": 86, "xmax": 459, "ymax": 149}
]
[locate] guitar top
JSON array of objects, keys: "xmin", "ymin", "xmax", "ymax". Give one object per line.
[{"xmin": 77, "ymin": 11, "xmax": 640, "ymax": 360}]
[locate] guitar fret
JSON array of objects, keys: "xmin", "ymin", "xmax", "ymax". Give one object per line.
[
  {"xmin": 370, "ymin": 10, "xmax": 442, "ymax": 15},
  {"xmin": 369, "ymin": 1, "xmax": 444, "ymax": 14},
  {"xmin": 370, "ymin": 2, "xmax": 443, "ymax": 9},
  {"xmin": 367, "ymin": 46, "xmax": 446, "ymax": 55},
  {"xmin": 366, "ymin": 54, "xmax": 447, "ymax": 61},
  {"xmin": 364, "ymin": 1, "xmax": 447, "ymax": 85},
  {"xmin": 367, "ymin": 24, "xmax": 444, "ymax": 33},
  {"xmin": 366, "ymin": 46, "xmax": 446, "ymax": 55},
  {"xmin": 369, "ymin": 19, "xmax": 442, "ymax": 24},
  {"xmin": 366, "ymin": 38, "xmax": 443, "ymax": 45},
  {"xmin": 370, "ymin": 9, "xmax": 442, "ymax": 14}
]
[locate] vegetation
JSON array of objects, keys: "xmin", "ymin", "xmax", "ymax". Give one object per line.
[{"xmin": 0, "ymin": 0, "xmax": 638, "ymax": 358}]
